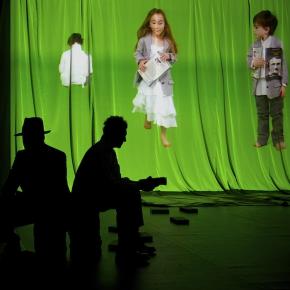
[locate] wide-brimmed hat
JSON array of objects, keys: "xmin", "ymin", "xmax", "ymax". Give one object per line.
[{"xmin": 15, "ymin": 117, "xmax": 51, "ymax": 136}]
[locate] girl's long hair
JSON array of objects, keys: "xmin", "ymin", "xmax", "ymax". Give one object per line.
[{"xmin": 135, "ymin": 8, "xmax": 178, "ymax": 53}]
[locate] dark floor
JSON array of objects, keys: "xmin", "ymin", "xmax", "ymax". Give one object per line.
[{"xmin": 2, "ymin": 204, "xmax": 290, "ymax": 290}]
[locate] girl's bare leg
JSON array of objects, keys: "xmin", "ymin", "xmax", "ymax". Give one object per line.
[
  {"xmin": 144, "ymin": 115, "xmax": 152, "ymax": 129},
  {"xmin": 160, "ymin": 126, "xmax": 171, "ymax": 147}
]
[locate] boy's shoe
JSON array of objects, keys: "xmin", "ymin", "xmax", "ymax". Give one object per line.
[
  {"xmin": 253, "ymin": 141, "xmax": 267, "ymax": 148},
  {"xmin": 275, "ymin": 142, "xmax": 286, "ymax": 151}
]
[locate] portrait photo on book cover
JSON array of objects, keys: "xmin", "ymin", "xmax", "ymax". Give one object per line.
[{"xmin": 266, "ymin": 47, "xmax": 283, "ymax": 80}]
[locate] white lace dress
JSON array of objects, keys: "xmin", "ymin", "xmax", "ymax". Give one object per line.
[{"xmin": 132, "ymin": 44, "xmax": 177, "ymax": 128}]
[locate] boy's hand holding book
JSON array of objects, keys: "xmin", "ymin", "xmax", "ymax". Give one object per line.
[{"xmin": 253, "ymin": 57, "xmax": 265, "ymax": 68}]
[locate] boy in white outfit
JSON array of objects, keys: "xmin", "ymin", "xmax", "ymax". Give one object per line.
[{"xmin": 59, "ymin": 33, "xmax": 93, "ymax": 87}]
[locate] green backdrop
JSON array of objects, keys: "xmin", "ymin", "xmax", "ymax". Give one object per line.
[{"xmin": 10, "ymin": 0, "xmax": 290, "ymax": 191}]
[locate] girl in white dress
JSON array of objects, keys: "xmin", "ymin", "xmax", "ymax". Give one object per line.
[{"xmin": 132, "ymin": 8, "xmax": 178, "ymax": 147}]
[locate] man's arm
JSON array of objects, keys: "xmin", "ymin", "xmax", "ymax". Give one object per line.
[
  {"xmin": 0, "ymin": 153, "xmax": 21, "ymax": 199},
  {"xmin": 59, "ymin": 152, "xmax": 70, "ymax": 195},
  {"xmin": 104, "ymin": 149, "xmax": 166, "ymax": 192},
  {"xmin": 122, "ymin": 176, "xmax": 167, "ymax": 192}
]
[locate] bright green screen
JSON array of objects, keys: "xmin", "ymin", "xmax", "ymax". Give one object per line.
[{"xmin": 11, "ymin": 0, "xmax": 290, "ymax": 191}]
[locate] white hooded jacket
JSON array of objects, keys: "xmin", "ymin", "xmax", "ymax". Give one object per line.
[{"xmin": 59, "ymin": 43, "xmax": 93, "ymax": 87}]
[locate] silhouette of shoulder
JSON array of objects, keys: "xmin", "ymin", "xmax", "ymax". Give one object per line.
[
  {"xmin": 14, "ymin": 144, "xmax": 66, "ymax": 165},
  {"xmin": 78, "ymin": 140, "xmax": 116, "ymax": 168},
  {"xmin": 72, "ymin": 140, "xmax": 120, "ymax": 195}
]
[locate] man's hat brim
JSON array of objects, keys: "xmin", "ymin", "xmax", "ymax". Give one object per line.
[{"xmin": 15, "ymin": 130, "xmax": 51, "ymax": 137}]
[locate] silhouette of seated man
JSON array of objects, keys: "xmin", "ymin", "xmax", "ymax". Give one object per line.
[
  {"xmin": 0, "ymin": 117, "xmax": 70, "ymax": 273},
  {"xmin": 70, "ymin": 116, "xmax": 163, "ymax": 268}
]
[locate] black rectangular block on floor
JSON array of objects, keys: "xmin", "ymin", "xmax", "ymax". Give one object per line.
[
  {"xmin": 108, "ymin": 240, "xmax": 118, "ymax": 252},
  {"xmin": 179, "ymin": 207, "xmax": 198, "ymax": 214},
  {"xmin": 170, "ymin": 217, "xmax": 190, "ymax": 225},
  {"xmin": 139, "ymin": 232, "xmax": 153, "ymax": 243},
  {"xmin": 108, "ymin": 225, "xmax": 118, "ymax": 233},
  {"xmin": 150, "ymin": 208, "xmax": 170, "ymax": 214}
]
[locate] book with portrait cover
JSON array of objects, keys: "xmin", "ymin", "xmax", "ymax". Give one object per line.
[{"xmin": 265, "ymin": 47, "xmax": 283, "ymax": 81}]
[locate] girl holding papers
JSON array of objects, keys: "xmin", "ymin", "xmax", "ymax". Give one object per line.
[{"xmin": 132, "ymin": 8, "xmax": 178, "ymax": 148}]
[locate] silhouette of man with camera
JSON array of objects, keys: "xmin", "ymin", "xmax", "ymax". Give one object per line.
[{"xmin": 70, "ymin": 116, "xmax": 165, "ymax": 268}]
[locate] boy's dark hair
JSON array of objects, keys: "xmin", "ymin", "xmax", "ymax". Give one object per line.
[
  {"xmin": 103, "ymin": 116, "xmax": 127, "ymax": 137},
  {"xmin": 253, "ymin": 10, "xmax": 278, "ymax": 35},
  {"xmin": 67, "ymin": 33, "xmax": 83, "ymax": 46}
]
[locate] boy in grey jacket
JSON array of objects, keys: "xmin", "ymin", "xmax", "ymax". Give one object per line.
[{"xmin": 247, "ymin": 10, "xmax": 288, "ymax": 150}]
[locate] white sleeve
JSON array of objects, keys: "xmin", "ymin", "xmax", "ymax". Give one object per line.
[{"xmin": 59, "ymin": 52, "xmax": 67, "ymax": 74}]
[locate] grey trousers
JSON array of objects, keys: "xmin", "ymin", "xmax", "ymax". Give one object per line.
[{"xmin": 255, "ymin": 95, "xmax": 284, "ymax": 145}]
